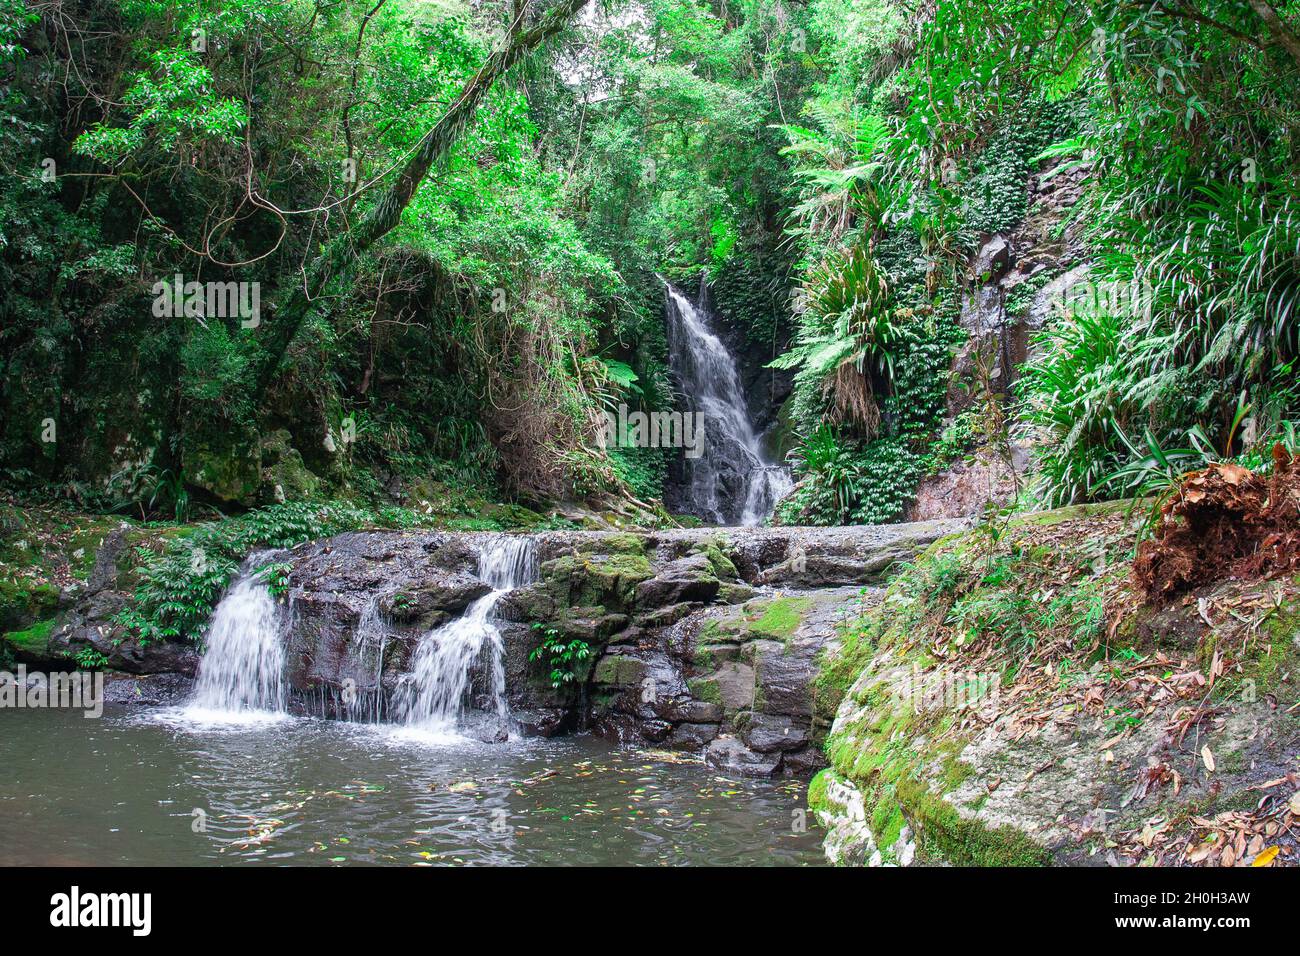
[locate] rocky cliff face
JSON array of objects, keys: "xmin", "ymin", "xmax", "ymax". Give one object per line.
[{"xmin": 909, "ymin": 159, "xmax": 1091, "ymax": 523}]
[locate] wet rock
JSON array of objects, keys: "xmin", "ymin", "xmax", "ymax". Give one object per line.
[
  {"xmin": 717, "ymin": 581, "xmax": 755, "ymax": 604},
  {"xmin": 974, "ymin": 234, "xmax": 1012, "ymax": 281},
  {"xmin": 102, "ymin": 672, "xmax": 194, "ymax": 706},
  {"xmin": 662, "ymin": 698, "xmax": 724, "ymax": 723},
  {"xmin": 86, "ymin": 525, "xmax": 130, "ymax": 594},
  {"xmin": 705, "ymin": 735, "xmax": 781, "ymax": 777},
  {"xmin": 593, "ymin": 653, "xmax": 648, "ymax": 688},
  {"xmin": 707, "ymin": 660, "xmax": 756, "ymax": 712},
  {"xmin": 381, "ymin": 575, "xmax": 491, "ymax": 626},
  {"xmin": 753, "ymin": 641, "xmax": 819, "ymax": 718},
  {"xmin": 780, "ymin": 746, "xmax": 827, "ymax": 777},
  {"xmin": 49, "ymin": 592, "xmax": 201, "ymax": 676},
  {"xmin": 495, "ymin": 582, "xmax": 557, "ymax": 623},
  {"xmin": 634, "ymin": 553, "xmax": 720, "ymax": 608},
  {"xmin": 591, "ymin": 712, "xmax": 642, "ymax": 744},
  {"xmin": 513, "ymin": 707, "xmax": 573, "ymax": 737},
  {"xmin": 634, "ymin": 602, "xmax": 698, "ymax": 629},
  {"xmin": 668, "ymin": 722, "xmax": 720, "ymax": 751},
  {"xmin": 639, "ymin": 718, "xmax": 674, "ymax": 742},
  {"xmin": 744, "ymin": 713, "xmax": 810, "ymax": 753}
]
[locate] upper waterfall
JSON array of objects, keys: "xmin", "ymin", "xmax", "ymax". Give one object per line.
[{"xmin": 663, "ymin": 280, "xmax": 792, "ymax": 525}]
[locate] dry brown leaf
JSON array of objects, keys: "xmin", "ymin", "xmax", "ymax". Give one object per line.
[{"xmin": 1201, "ymin": 745, "xmax": 1216, "ymax": 773}]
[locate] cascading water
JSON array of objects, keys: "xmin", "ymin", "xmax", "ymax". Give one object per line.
[
  {"xmin": 664, "ymin": 279, "xmax": 792, "ymax": 525},
  {"xmin": 185, "ymin": 567, "xmax": 286, "ymax": 721},
  {"xmin": 394, "ymin": 536, "xmax": 537, "ymax": 740}
]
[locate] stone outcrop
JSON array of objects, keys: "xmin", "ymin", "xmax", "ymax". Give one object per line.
[
  {"xmin": 38, "ymin": 525, "xmax": 202, "ymax": 679},
  {"xmin": 271, "ymin": 519, "xmax": 965, "ymax": 768},
  {"xmin": 810, "ymin": 503, "xmax": 1300, "ymax": 867}
]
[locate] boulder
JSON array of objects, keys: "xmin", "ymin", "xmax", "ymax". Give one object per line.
[
  {"xmin": 634, "ymin": 553, "xmax": 720, "ymax": 608},
  {"xmin": 705, "ymin": 735, "xmax": 781, "ymax": 777},
  {"xmin": 744, "ymin": 713, "xmax": 810, "ymax": 753},
  {"xmin": 49, "ymin": 591, "xmax": 201, "ymax": 676}
]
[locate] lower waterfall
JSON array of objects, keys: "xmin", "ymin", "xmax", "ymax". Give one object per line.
[
  {"xmin": 184, "ymin": 568, "xmax": 287, "ymax": 721},
  {"xmin": 393, "ymin": 535, "xmax": 537, "ymax": 740},
  {"xmin": 180, "ymin": 537, "xmax": 536, "ymax": 739}
]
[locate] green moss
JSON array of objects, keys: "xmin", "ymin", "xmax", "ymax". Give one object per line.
[
  {"xmin": 871, "ymin": 788, "xmax": 906, "ymax": 850},
  {"xmin": 687, "ymin": 676, "xmax": 723, "ymax": 706},
  {"xmin": 814, "ymin": 619, "xmax": 881, "ymax": 720},
  {"xmin": 691, "ymin": 645, "xmax": 717, "ymax": 669},
  {"xmin": 716, "ymin": 582, "xmax": 754, "ymax": 605},
  {"xmin": 0, "ymin": 580, "xmax": 60, "ymax": 632},
  {"xmin": 806, "ymin": 768, "xmax": 831, "ymax": 814},
  {"xmin": 1232, "ymin": 599, "xmax": 1300, "ymax": 700},
  {"xmin": 895, "ymin": 775, "xmax": 1050, "ymax": 866},
  {"xmin": 586, "ymin": 533, "xmax": 646, "ymax": 556},
  {"xmin": 541, "ymin": 548, "xmax": 654, "ymax": 612},
  {"xmin": 692, "ymin": 540, "xmax": 738, "ymax": 580},
  {"xmin": 747, "ymin": 596, "xmax": 813, "ymax": 641},
  {"xmin": 3, "ymin": 617, "xmax": 55, "ymax": 653},
  {"xmin": 592, "ymin": 654, "xmax": 647, "ymax": 687}
]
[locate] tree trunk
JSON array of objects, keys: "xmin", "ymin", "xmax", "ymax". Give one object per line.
[
  {"xmin": 1248, "ymin": 0, "xmax": 1300, "ymax": 70},
  {"xmin": 252, "ymin": 0, "xmax": 590, "ymax": 398}
]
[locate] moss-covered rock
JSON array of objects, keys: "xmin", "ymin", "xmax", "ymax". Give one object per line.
[{"xmin": 812, "ymin": 501, "xmax": 1300, "ymax": 867}]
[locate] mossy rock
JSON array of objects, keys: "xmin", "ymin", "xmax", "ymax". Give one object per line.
[
  {"xmin": 539, "ymin": 550, "xmax": 654, "ymax": 612},
  {"xmin": 687, "ymin": 676, "xmax": 723, "ymax": 706},
  {"xmin": 186, "ymin": 434, "xmax": 262, "ymax": 504},
  {"xmin": 260, "ymin": 428, "xmax": 322, "ymax": 503},
  {"xmin": 593, "ymin": 654, "xmax": 648, "ymax": 688},
  {"xmin": 0, "ymin": 580, "xmax": 60, "ymax": 633},
  {"xmin": 745, "ymin": 596, "xmax": 813, "ymax": 641},
  {"xmin": 2, "ymin": 617, "xmax": 56, "ymax": 658},
  {"xmin": 690, "ymin": 540, "xmax": 738, "ymax": 580},
  {"xmin": 717, "ymin": 581, "xmax": 755, "ymax": 604}
]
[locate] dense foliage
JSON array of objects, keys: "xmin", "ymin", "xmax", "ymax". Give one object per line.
[
  {"xmin": 771, "ymin": 1, "xmax": 1300, "ymax": 522},
  {"xmin": 0, "ymin": 0, "xmax": 801, "ymax": 515}
]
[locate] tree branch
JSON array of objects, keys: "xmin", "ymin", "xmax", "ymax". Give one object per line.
[
  {"xmin": 1247, "ymin": 0, "xmax": 1300, "ymax": 69},
  {"xmin": 252, "ymin": 0, "xmax": 590, "ymax": 398}
]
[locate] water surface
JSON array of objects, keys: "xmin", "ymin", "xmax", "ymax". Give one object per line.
[{"xmin": 0, "ymin": 707, "xmax": 825, "ymax": 866}]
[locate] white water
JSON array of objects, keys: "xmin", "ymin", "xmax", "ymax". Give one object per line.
[
  {"xmin": 183, "ymin": 571, "xmax": 287, "ymax": 725},
  {"xmin": 664, "ymin": 281, "xmax": 793, "ymax": 525},
  {"xmin": 393, "ymin": 536, "xmax": 537, "ymax": 740}
]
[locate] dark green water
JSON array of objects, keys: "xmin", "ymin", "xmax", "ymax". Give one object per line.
[{"xmin": 0, "ymin": 707, "xmax": 826, "ymax": 866}]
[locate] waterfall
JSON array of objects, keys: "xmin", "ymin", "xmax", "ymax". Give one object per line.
[
  {"xmin": 185, "ymin": 569, "xmax": 286, "ymax": 721},
  {"xmin": 394, "ymin": 536, "xmax": 537, "ymax": 740},
  {"xmin": 664, "ymin": 280, "xmax": 793, "ymax": 525}
]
